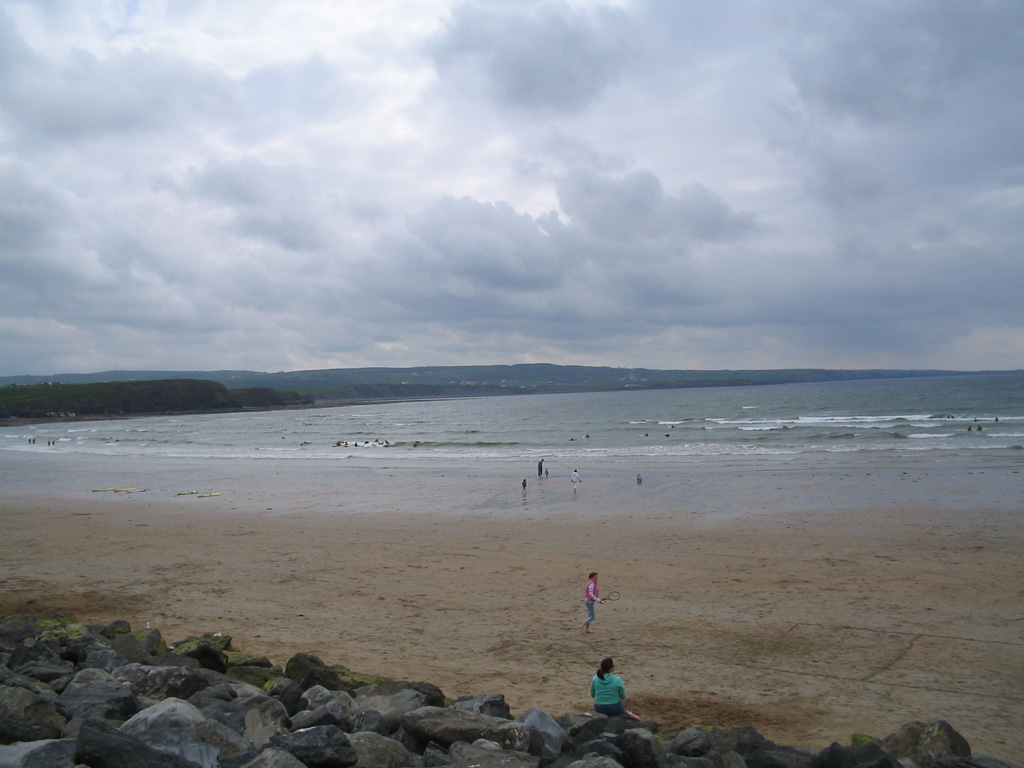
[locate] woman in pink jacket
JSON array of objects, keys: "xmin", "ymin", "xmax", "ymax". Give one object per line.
[{"xmin": 580, "ymin": 572, "xmax": 602, "ymax": 633}]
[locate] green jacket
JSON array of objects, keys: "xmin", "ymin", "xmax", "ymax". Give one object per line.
[{"xmin": 590, "ymin": 672, "xmax": 626, "ymax": 705}]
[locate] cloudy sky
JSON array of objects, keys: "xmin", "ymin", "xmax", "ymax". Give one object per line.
[{"xmin": 1, "ymin": 1, "xmax": 1022, "ymax": 376}]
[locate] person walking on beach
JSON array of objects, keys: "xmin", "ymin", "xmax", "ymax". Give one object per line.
[
  {"xmin": 590, "ymin": 657, "xmax": 641, "ymax": 719},
  {"xmin": 522, "ymin": 478, "xmax": 528, "ymax": 495},
  {"xmin": 571, "ymin": 469, "xmax": 581, "ymax": 493},
  {"xmin": 538, "ymin": 459, "xmax": 544, "ymax": 477},
  {"xmin": 580, "ymin": 571, "xmax": 601, "ymax": 633}
]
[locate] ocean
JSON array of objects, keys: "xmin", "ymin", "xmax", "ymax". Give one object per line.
[{"xmin": 4, "ymin": 372, "xmax": 1023, "ymax": 466}]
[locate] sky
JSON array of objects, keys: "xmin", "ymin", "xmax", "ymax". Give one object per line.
[{"xmin": 1, "ymin": 0, "xmax": 1023, "ymax": 376}]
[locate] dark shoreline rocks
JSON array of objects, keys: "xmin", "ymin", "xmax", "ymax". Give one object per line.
[{"xmin": 0, "ymin": 611, "xmax": 1017, "ymax": 768}]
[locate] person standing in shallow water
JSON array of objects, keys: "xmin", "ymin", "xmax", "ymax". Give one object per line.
[
  {"xmin": 590, "ymin": 657, "xmax": 641, "ymax": 719},
  {"xmin": 571, "ymin": 469, "xmax": 581, "ymax": 493},
  {"xmin": 580, "ymin": 571, "xmax": 601, "ymax": 633}
]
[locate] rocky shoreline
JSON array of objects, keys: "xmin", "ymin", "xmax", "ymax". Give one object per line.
[{"xmin": 0, "ymin": 611, "xmax": 1017, "ymax": 768}]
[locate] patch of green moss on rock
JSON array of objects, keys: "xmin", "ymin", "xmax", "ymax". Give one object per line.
[
  {"xmin": 227, "ymin": 665, "xmax": 284, "ymax": 690},
  {"xmin": 225, "ymin": 650, "xmax": 272, "ymax": 668},
  {"xmin": 851, "ymin": 733, "xmax": 879, "ymax": 747}
]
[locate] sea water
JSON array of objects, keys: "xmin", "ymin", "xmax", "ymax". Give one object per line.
[{"xmin": 3, "ymin": 373, "xmax": 1023, "ymax": 465}]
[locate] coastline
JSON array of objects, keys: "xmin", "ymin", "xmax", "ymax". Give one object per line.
[{"xmin": 1, "ymin": 449, "xmax": 1022, "ymax": 759}]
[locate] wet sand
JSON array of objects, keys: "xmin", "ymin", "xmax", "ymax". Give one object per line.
[{"xmin": 1, "ymin": 449, "xmax": 1022, "ymax": 759}]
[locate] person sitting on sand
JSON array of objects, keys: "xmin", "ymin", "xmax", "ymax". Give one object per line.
[{"xmin": 590, "ymin": 657, "xmax": 640, "ymax": 720}]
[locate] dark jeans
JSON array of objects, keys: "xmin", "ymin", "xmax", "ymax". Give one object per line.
[{"xmin": 594, "ymin": 702, "xmax": 625, "ymax": 716}]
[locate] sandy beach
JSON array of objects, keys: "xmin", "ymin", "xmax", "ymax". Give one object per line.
[{"xmin": 1, "ymin": 449, "xmax": 1022, "ymax": 760}]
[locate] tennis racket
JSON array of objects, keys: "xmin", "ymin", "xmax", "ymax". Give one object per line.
[{"xmin": 604, "ymin": 591, "xmax": 620, "ymax": 602}]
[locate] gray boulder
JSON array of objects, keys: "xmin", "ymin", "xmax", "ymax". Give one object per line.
[
  {"xmin": 238, "ymin": 748, "xmax": 309, "ymax": 768},
  {"xmin": 132, "ymin": 727, "xmax": 221, "ymax": 768},
  {"xmin": 73, "ymin": 718, "xmax": 201, "ymax": 768},
  {"xmin": 290, "ymin": 700, "xmax": 353, "ymax": 732},
  {"xmin": 660, "ymin": 755, "xmax": 715, "ymax": 768},
  {"xmin": 514, "ymin": 706, "xmax": 568, "ymax": 762},
  {"xmin": 812, "ymin": 742, "xmax": 901, "ymax": 768},
  {"xmin": 611, "ymin": 728, "xmax": 664, "ymax": 768},
  {"xmin": 284, "ymin": 654, "xmax": 344, "ymax": 692},
  {"xmin": 11, "ymin": 658, "xmax": 76, "ymax": 684},
  {"xmin": 347, "ymin": 729, "xmax": 416, "ymax": 768},
  {"xmin": 243, "ymin": 696, "xmax": 291, "ymax": 748},
  {"xmin": 0, "ymin": 685, "xmax": 66, "ymax": 742},
  {"xmin": 401, "ymin": 707, "xmax": 531, "ymax": 752},
  {"xmin": 0, "ymin": 738, "xmax": 77, "ymax": 768},
  {"xmin": 57, "ymin": 668, "xmax": 139, "ymax": 721},
  {"xmin": 881, "ymin": 722, "xmax": 971, "ymax": 768},
  {"xmin": 81, "ymin": 648, "xmax": 131, "ymax": 673},
  {"xmin": 116, "ymin": 663, "xmax": 212, "ymax": 701},
  {"xmin": 449, "ymin": 740, "xmax": 540, "ymax": 768},
  {"xmin": 665, "ymin": 729, "xmax": 712, "ymax": 758},
  {"xmin": 453, "ymin": 694, "xmax": 512, "ymax": 719},
  {"xmin": 355, "ymin": 689, "xmax": 430, "ymax": 732},
  {"xmin": 194, "ymin": 717, "xmax": 256, "ymax": 760},
  {"xmin": 120, "ymin": 697, "xmax": 208, "ymax": 736},
  {"xmin": 302, "ymin": 685, "xmax": 354, "ymax": 713},
  {"xmin": 565, "ymin": 757, "xmax": 626, "ymax": 768},
  {"xmin": 269, "ymin": 724, "xmax": 358, "ymax": 768}
]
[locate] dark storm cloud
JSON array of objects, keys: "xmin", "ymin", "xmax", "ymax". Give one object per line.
[{"xmin": 428, "ymin": 1, "xmax": 635, "ymax": 112}]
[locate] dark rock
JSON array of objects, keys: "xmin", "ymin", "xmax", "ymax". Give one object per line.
[
  {"xmin": 149, "ymin": 653, "xmax": 203, "ymax": 669},
  {"xmin": 558, "ymin": 713, "xmax": 611, "ymax": 747},
  {"xmin": 193, "ymin": 716, "xmax": 256, "ymax": 761},
  {"xmin": 112, "ymin": 632, "xmax": 158, "ymax": 664},
  {"xmin": 188, "ymin": 681, "xmax": 238, "ymax": 708},
  {"xmin": 73, "ymin": 718, "xmax": 201, "ymax": 768},
  {"xmin": 813, "ymin": 742, "xmax": 901, "ymax": 768},
  {"xmin": 132, "ymin": 727, "xmax": 221, "ymax": 768},
  {"xmin": 271, "ymin": 678, "xmax": 306, "ymax": 717},
  {"xmin": 355, "ymin": 688, "xmax": 430, "ymax": 732},
  {"xmin": 513, "ymin": 706, "xmax": 569, "ymax": 762},
  {"xmin": 660, "ymin": 755, "xmax": 714, "ymax": 768},
  {"xmin": 353, "ymin": 709, "xmax": 390, "ymax": 735},
  {"xmin": 744, "ymin": 747, "xmax": 813, "ymax": 768},
  {"xmin": 371, "ymin": 681, "xmax": 446, "ymax": 708},
  {"xmin": 81, "ymin": 648, "xmax": 132, "ymax": 673},
  {"xmin": 0, "ymin": 738, "xmax": 78, "ymax": 767},
  {"xmin": 62, "ymin": 631, "xmax": 114, "ymax": 664},
  {"xmin": 172, "ymin": 638, "xmax": 228, "ymax": 674},
  {"xmin": 284, "ymin": 654, "xmax": 344, "ymax": 691},
  {"xmin": 236, "ymin": 747, "xmax": 308, "ymax": 767},
  {"xmin": 347, "ymin": 729, "xmax": 417, "ymax": 768},
  {"xmin": 0, "ymin": 683, "xmax": 68, "ymax": 742},
  {"xmin": 454, "ymin": 694, "xmax": 513, "ymax": 719},
  {"xmin": 423, "ymin": 741, "xmax": 453, "ymax": 767},
  {"xmin": 103, "ymin": 620, "xmax": 134, "ymax": 639},
  {"xmin": 665, "ymin": 729, "xmax": 713, "ymax": 758},
  {"xmin": 448, "ymin": 740, "xmax": 540, "ymax": 768},
  {"xmin": 578, "ymin": 739, "xmax": 625, "ymax": 763},
  {"xmin": 880, "ymin": 721, "xmax": 971, "ymax": 768},
  {"xmin": 401, "ymin": 706, "xmax": 531, "ymax": 752},
  {"xmin": 115, "ymin": 663, "xmax": 212, "ymax": 700},
  {"xmin": 10, "ymin": 658, "xmax": 76, "ymax": 684},
  {"xmin": 302, "ymin": 685, "xmax": 354, "ymax": 713},
  {"xmin": 705, "ymin": 727, "xmax": 773, "ymax": 757},
  {"xmin": 565, "ymin": 757, "xmax": 627, "ymax": 768},
  {"xmin": 290, "ymin": 700, "xmax": 354, "ymax": 732},
  {"xmin": 241, "ymin": 695, "xmax": 291, "ymax": 748},
  {"xmin": 56, "ymin": 668, "xmax": 139, "ymax": 721},
  {"xmin": 119, "ymin": 697, "xmax": 208, "ymax": 736},
  {"xmin": 8, "ymin": 639, "xmax": 61, "ymax": 673},
  {"xmin": 269, "ymin": 724, "xmax": 358, "ymax": 768},
  {"xmin": 611, "ymin": 728, "xmax": 663, "ymax": 768},
  {"xmin": 0, "ymin": 616, "xmax": 41, "ymax": 646}
]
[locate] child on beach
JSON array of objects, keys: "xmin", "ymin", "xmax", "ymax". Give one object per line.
[
  {"xmin": 580, "ymin": 571, "xmax": 601, "ymax": 633},
  {"xmin": 590, "ymin": 657, "xmax": 641, "ymax": 720}
]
